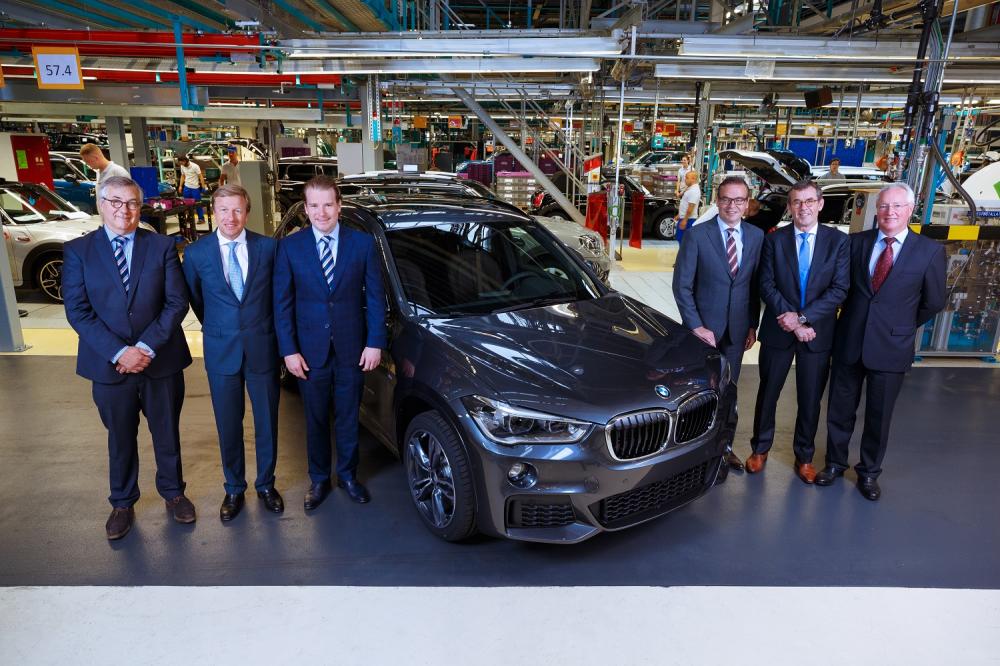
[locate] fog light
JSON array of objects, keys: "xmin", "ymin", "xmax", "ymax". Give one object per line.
[{"xmin": 506, "ymin": 462, "xmax": 537, "ymax": 488}]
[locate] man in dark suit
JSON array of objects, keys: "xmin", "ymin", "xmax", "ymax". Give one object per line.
[
  {"xmin": 818, "ymin": 182, "xmax": 946, "ymax": 500},
  {"xmin": 274, "ymin": 176, "xmax": 387, "ymax": 509},
  {"xmin": 182, "ymin": 184, "xmax": 284, "ymax": 521},
  {"xmin": 62, "ymin": 175, "xmax": 195, "ymax": 539},
  {"xmin": 746, "ymin": 181, "xmax": 850, "ymax": 483},
  {"xmin": 673, "ymin": 175, "xmax": 765, "ymax": 472}
]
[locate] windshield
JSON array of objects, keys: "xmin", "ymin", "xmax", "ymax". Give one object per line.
[
  {"xmin": 0, "ymin": 187, "xmax": 88, "ymax": 223},
  {"xmin": 386, "ymin": 219, "xmax": 602, "ymax": 317},
  {"xmin": 623, "ymin": 175, "xmax": 652, "ymax": 196}
]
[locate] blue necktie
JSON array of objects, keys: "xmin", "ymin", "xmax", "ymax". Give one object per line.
[
  {"xmin": 319, "ymin": 236, "xmax": 335, "ymax": 288},
  {"xmin": 798, "ymin": 231, "xmax": 811, "ymax": 310},
  {"xmin": 227, "ymin": 241, "xmax": 244, "ymax": 301},
  {"xmin": 112, "ymin": 235, "xmax": 129, "ymax": 294}
]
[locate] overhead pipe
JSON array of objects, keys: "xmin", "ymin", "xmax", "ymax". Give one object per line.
[
  {"xmin": 0, "ymin": 64, "xmax": 342, "ymax": 87},
  {"xmin": 0, "ymin": 29, "xmax": 260, "ymax": 59},
  {"xmin": 32, "ymin": 0, "xmax": 167, "ymax": 30}
]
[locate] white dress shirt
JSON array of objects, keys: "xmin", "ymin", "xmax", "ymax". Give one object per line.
[
  {"xmin": 716, "ymin": 217, "xmax": 745, "ymax": 267},
  {"xmin": 217, "ymin": 229, "xmax": 248, "ymax": 284},
  {"xmin": 868, "ymin": 226, "xmax": 910, "ymax": 277}
]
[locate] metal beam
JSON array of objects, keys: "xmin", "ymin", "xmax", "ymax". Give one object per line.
[
  {"xmin": 283, "ymin": 33, "xmax": 623, "ymax": 58},
  {"xmin": 216, "ymin": 0, "xmax": 307, "ymax": 36},
  {"xmin": 0, "ymin": 2, "xmax": 95, "ymax": 29},
  {"xmin": 126, "ymin": 0, "xmax": 221, "ymax": 32},
  {"xmin": 0, "ymin": 100, "xmax": 336, "ymax": 120},
  {"xmin": 307, "ymin": 57, "xmax": 601, "ymax": 74},
  {"xmin": 48, "ymin": 0, "xmax": 169, "ymax": 29},
  {"xmin": 450, "ymin": 84, "xmax": 585, "ymax": 226},
  {"xmin": 272, "ymin": 0, "xmax": 326, "ymax": 32},
  {"xmin": 156, "ymin": 0, "xmax": 235, "ymax": 28},
  {"xmin": 655, "ymin": 62, "xmax": 1000, "ymax": 84},
  {"xmin": 310, "ymin": 0, "xmax": 362, "ymax": 31}
]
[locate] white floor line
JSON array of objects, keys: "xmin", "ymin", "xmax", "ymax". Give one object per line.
[{"xmin": 1, "ymin": 586, "xmax": 996, "ymax": 665}]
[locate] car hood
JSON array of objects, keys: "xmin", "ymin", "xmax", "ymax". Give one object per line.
[
  {"xmin": 719, "ymin": 149, "xmax": 807, "ymax": 189},
  {"xmin": 425, "ymin": 294, "xmax": 723, "ymax": 424}
]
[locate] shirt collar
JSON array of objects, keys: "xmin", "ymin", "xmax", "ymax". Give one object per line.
[
  {"xmin": 716, "ymin": 216, "xmax": 742, "ymax": 236},
  {"xmin": 311, "ymin": 223, "xmax": 340, "ymax": 245},
  {"xmin": 217, "ymin": 229, "xmax": 247, "ymax": 246},
  {"xmin": 793, "ymin": 222, "xmax": 818, "ymax": 236},
  {"xmin": 876, "ymin": 226, "xmax": 909, "ymax": 245},
  {"xmin": 103, "ymin": 225, "xmax": 136, "ymax": 242}
]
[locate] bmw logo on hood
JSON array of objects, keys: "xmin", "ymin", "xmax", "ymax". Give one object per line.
[{"xmin": 654, "ymin": 385, "xmax": 671, "ymax": 399}]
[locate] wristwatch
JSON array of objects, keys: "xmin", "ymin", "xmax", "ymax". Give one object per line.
[{"xmin": 797, "ymin": 313, "xmax": 812, "ymax": 327}]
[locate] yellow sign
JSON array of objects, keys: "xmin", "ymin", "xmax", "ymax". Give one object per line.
[
  {"xmin": 775, "ymin": 123, "xmax": 788, "ymax": 135},
  {"xmin": 32, "ymin": 46, "xmax": 85, "ymax": 90},
  {"xmin": 447, "ymin": 115, "xmax": 463, "ymax": 129},
  {"xmin": 412, "ymin": 115, "xmax": 428, "ymax": 129}
]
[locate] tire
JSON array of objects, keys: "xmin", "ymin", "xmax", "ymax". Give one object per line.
[
  {"xmin": 654, "ymin": 214, "xmax": 677, "ymax": 240},
  {"xmin": 403, "ymin": 411, "xmax": 477, "ymax": 542},
  {"xmin": 35, "ymin": 253, "xmax": 64, "ymax": 303}
]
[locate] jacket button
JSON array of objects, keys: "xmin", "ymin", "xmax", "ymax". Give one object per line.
[
  {"xmin": 128, "ymin": 311, "xmax": 132, "ymax": 316},
  {"xmin": 324, "ymin": 324, "xmax": 330, "ymax": 329}
]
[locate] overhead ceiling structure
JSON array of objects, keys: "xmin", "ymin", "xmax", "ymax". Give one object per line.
[{"xmin": 0, "ymin": 0, "xmax": 997, "ymax": 125}]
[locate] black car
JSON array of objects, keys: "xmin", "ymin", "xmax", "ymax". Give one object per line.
[
  {"xmin": 530, "ymin": 171, "xmax": 679, "ymax": 239},
  {"xmin": 276, "ymin": 156, "xmax": 340, "ymax": 212},
  {"xmin": 272, "ymin": 194, "xmax": 735, "ymax": 543}
]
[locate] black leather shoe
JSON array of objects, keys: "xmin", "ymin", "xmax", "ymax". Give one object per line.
[
  {"xmin": 219, "ymin": 493, "xmax": 245, "ymax": 521},
  {"xmin": 337, "ymin": 478, "xmax": 371, "ymax": 504},
  {"xmin": 303, "ymin": 481, "xmax": 331, "ymax": 511},
  {"xmin": 106, "ymin": 506, "xmax": 134, "ymax": 540},
  {"xmin": 857, "ymin": 475, "xmax": 882, "ymax": 501},
  {"xmin": 257, "ymin": 487, "xmax": 285, "ymax": 513},
  {"xmin": 814, "ymin": 466, "xmax": 845, "ymax": 486},
  {"xmin": 725, "ymin": 451, "xmax": 744, "ymax": 472}
]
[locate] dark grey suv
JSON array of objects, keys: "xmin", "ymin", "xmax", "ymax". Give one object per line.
[{"xmin": 274, "ymin": 194, "xmax": 736, "ymax": 543}]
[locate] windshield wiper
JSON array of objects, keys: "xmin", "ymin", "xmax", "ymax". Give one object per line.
[{"xmin": 493, "ymin": 295, "xmax": 576, "ymax": 313}]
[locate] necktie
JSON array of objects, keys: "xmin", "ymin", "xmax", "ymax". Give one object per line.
[
  {"xmin": 726, "ymin": 228, "xmax": 738, "ymax": 277},
  {"xmin": 319, "ymin": 236, "xmax": 335, "ymax": 288},
  {"xmin": 227, "ymin": 241, "xmax": 244, "ymax": 301},
  {"xmin": 112, "ymin": 235, "xmax": 129, "ymax": 294},
  {"xmin": 872, "ymin": 237, "xmax": 895, "ymax": 293},
  {"xmin": 798, "ymin": 232, "xmax": 811, "ymax": 310}
]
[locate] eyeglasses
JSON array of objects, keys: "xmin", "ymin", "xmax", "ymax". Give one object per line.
[
  {"xmin": 718, "ymin": 196, "xmax": 748, "ymax": 206},
  {"xmin": 102, "ymin": 198, "xmax": 141, "ymax": 211},
  {"xmin": 790, "ymin": 198, "xmax": 820, "ymax": 208},
  {"xmin": 877, "ymin": 203, "xmax": 910, "ymax": 212}
]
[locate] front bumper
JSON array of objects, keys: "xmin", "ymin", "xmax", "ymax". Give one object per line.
[{"xmin": 454, "ymin": 385, "xmax": 738, "ymax": 544}]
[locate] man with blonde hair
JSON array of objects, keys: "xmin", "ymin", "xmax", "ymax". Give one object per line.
[
  {"xmin": 182, "ymin": 183, "xmax": 284, "ymax": 521},
  {"xmin": 79, "ymin": 143, "xmax": 130, "ymax": 194}
]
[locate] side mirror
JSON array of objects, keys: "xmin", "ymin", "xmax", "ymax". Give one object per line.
[{"xmin": 63, "ymin": 174, "xmax": 78, "ymax": 184}]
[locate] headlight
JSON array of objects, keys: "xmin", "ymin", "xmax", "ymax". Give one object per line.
[
  {"xmin": 461, "ymin": 395, "xmax": 592, "ymax": 445},
  {"xmin": 577, "ymin": 233, "xmax": 604, "ymax": 253}
]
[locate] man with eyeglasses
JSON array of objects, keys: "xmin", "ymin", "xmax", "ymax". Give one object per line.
[
  {"xmin": 62, "ymin": 175, "xmax": 195, "ymax": 539},
  {"xmin": 818, "ymin": 183, "xmax": 946, "ymax": 500},
  {"xmin": 673, "ymin": 175, "xmax": 764, "ymax": 474},
  {"xmin": 745, "ymin": 181, "xmax": 850, "ymax": 483},
  {"xmin": 182, "ymin": 184, "xmax": 284, "ymax": 522}
]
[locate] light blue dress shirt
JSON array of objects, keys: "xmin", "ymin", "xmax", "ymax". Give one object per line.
[{"xmin": 868, "ymin": 227, "xmax": 910, "ymax": 277}]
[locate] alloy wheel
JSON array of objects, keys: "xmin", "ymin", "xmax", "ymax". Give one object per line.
[{"xmin": 406, "ymin": 429, "xmax": 456, "ymax": 529}]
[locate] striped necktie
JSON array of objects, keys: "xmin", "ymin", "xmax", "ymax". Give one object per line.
[
  {"xmin": 112, "ymin": 235, "xmax": 129, "ymax": 294},
  {"xmin": 319, "ymin": 236, "xmax": 335, "ymax": 288},
  {"xmin": 227, "ymin": 241, "xmax": 244, "ymax": 301},
  {"xmin": 726, "ymin": 228, "xmax": 738, "ymax": 277}
]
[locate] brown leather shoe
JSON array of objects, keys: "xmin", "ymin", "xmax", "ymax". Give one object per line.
[
  {"xmin": 166, "ymin": 495, "xmax": 197, "ymax": 524},
  {"xmin": 725, "ymin": 451, "xmax": 745, "ymax": 471},
  {"xmin": 795, "ymin": 461, "xmax": 817, "ymax": 484},
  {"xmin": 745, "ymin": 452, "xmax": 768, "ymax": 474},
  {"xmin": 106, "ymin": 506, "xmax": 134, "ymax": 540}
]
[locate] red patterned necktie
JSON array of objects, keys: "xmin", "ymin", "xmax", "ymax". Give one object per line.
[
  {"xmin": 872, "ymin": 236, "xmax": 895, "ymax": 292},
  {"xmin": 726, "ymin": 228, "xmax": 738, "ymax": 277}
]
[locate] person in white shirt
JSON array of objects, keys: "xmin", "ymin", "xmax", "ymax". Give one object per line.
[
  {"xmin": 176, "ymin": 155, "xmax": 207, "ymax": 224},
  {"xmin": 80, "ymin": 143, "xmax": 130, "ymax": 194},
  {"xmin": 674, "ymin": 170, "xmax": 701, "ymax": 243},
  {"xmin": 219, "ymin": 147, "xmax": 241, "ymax": 187},
  {"xmin": 675, "ymin": 155, "xmax": 691, "ymax": 198}
]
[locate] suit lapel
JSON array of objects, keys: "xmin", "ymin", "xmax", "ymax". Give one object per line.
[
  {"xmin": 733, "ymin": 224, "xmax": 758, "ymax": 279},
  {"xmin": 209, "ymin": 233, "xmax": 241, "ymax": 304},
  {"xmin": 241, "ymin": 231, "xmax": 262, "ymax": 301},
  {"xmin": 804, "ymin": 225, "xmax": 830, "ymax": 294},
  {"xmin": 708, "ymin": 217, "xmax": 731, "ymax": 278},
  {"xmin": 96, "ymin": 228, "xmax": 128, "ymax": 300},
  {"xmin": 126, "ymin": 230, "xmax": 148, "ymax": 308},
  {"xmin": 328, "ymin": 226, "xmax": 351, "ymax": 295},
  {"xmin": 860, "ymin": 229, "xmax": 878, "ymax": 294},
  {"xmin": 303, "ymin": 226, "xmax": 331, "ymax": 294}
]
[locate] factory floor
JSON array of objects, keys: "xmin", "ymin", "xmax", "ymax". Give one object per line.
[{"xmin": 2, "ymin": 240, "xmax": 998, "ymax": 664}]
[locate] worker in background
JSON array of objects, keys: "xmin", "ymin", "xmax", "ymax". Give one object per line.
[
  {"xmin": 674, "ymin": 170, "xmax": 701, "ymax": 244},
  {"xmin": 675, "ymin": 154, "xmax": 692, "ymax": 198},
  {"xmin": 176, "ymin": 154, "xmax": 207, "ymax": 226},
  {"xmin": 219, "ymin": 147, "xmax": 241, "ymax": 187},
  {"xmin": 80, "ymin": 143, "xmax": 130, "ymax": 194},
  {"xmin": 825, "ymin": 158, "xmax": 846, "ymax": 180}
]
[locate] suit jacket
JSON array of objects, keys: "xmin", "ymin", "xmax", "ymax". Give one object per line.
[
  {"xmin": 833, "ymin": 228, "xmax": 947, "ymax": 373},
  {"xmin": 672, "ymin": 217, "xmax": 764, "ymax": 341},
  {"xmin": 182, "ymin": 230, "xmax": 279, "ymax": 375},
  {"xmin": 273, "ymin": 224, "xmax": 387, "ymax": 368},
  {"xmin": 63, "ymin": 227, "xmax": 192, "ymax": 383},
  {"xmin": 758, "ymin": 224, "xmax": 850, "ymax": 352}
]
